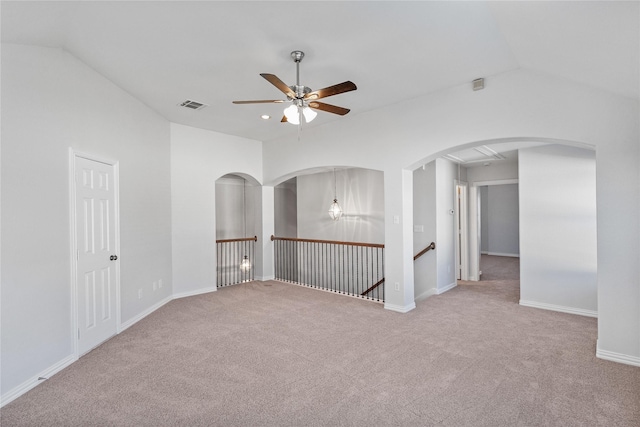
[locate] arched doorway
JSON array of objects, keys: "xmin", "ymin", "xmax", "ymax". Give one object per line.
[
  {"xmin": 411, "ymin": 139, "xmax": 597, "ymax": 318},
  {"xmin": 215, "ymin": 174, "xmax": 259, "ymax": 287}
]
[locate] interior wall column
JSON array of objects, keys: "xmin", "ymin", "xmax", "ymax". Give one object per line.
[
  {"xmin": 256, "ymin": 185, "xmax": 275, "ymax": 281},
  {"xmin": 383, "ymin": 168, "xmax": 416, "ymax": 313}
]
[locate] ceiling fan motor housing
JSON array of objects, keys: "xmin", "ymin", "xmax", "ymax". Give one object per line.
[
  {"xmin": 291, "ymin": 50, "xmax": 305, "ymax": 62},
  {"xmin": 233, "ymin": 48, "xmax": 356, "ymax": 119}
]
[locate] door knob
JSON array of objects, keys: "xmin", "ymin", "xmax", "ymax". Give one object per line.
[{"xmin": 110, "ymin": 255, "xmax": 118, "ymax": 261}]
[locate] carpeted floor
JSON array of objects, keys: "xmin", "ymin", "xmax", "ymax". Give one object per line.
[
  {"xmin": 480, "ymin": 254, "xmax": 520, "ymax": 281},
  {"xmin": 2, "ymin": 265, "xmax": 639, "ymax": 426}
]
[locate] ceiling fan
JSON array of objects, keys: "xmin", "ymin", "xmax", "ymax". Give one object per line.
[{"xmin": 233, "ymin": 50, "xmax": 357, "ymax": 125}]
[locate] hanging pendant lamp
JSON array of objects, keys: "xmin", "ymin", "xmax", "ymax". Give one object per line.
[{"xmin": 328, "ymin": 168, "xmax": 343, "ymax": 221}]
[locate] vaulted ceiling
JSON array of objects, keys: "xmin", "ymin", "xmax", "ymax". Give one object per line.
[{"xmin": 2, "ymin": 1, "xmax": 638, "ymax": 144}]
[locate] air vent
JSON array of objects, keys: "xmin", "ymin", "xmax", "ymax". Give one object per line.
[
  {"xmin": 178, "ymin": 100, "xmax": 208, "ymax": 110},
  {"xmin": 474, "ymin": 145, "xmax": 505, "ymax": 160},
  {"xmin": 472, "ymin": 78, "xmax": 485, "ymax": 91}
]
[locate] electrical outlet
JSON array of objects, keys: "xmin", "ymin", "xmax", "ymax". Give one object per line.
[
  {"xmin": 394, "ymin": 282, "xmax": 400, "ymax": 291},
  {"xmin": 138, "ymin": 289, "xmax": 142, "ymax": 299},
  {"xmin": 153, "ymin": 281, "xmax": 157, "ymax": 291},
  {"xmin": 158, "ymin": 279, "xmax": 163, "ymax": 289}
]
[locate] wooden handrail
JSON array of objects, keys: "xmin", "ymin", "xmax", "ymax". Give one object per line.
[
  {"xmin": 216, "ymin": 236, "xmax": 257, "ymax": 244},
  {"xmin": 361, "ymin": 278, "xmax": 385, "ymax": 296},
  {"xmin": 413, "ymin": 242, "xmax": 436, "ymax": 261},
  {"xmin": 271, "ymin": 235, "xmax": 384, "ymax": 249}
]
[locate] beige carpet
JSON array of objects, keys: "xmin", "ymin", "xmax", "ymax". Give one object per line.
[{"xmin": 2, "ymin": 271, "xmax": 639, "ymax": 426}]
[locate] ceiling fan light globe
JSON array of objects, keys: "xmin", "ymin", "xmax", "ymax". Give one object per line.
[
  {"xmin": 302, "ymin": 107, "xmax": 317, "ymax": 123},
  {"xmin": 284, "ymin": 105, "xmax": 300, "ymax": 124}
]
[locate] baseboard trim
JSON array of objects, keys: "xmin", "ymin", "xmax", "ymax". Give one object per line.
[
  {"xmin": 256, "ymin": 275, "xmax": 275, "ymax": 281},
  {"xmin": 119, "ymin": 295, "xmax": 173, "ymax": 332},
  {"xmin": 437, "ymin": 282, "xmax": 457, "ymax": 295},
  {"xmin": 384, "ymin": 302, "xmax": 416, "ymax": 313},
  {"xmin": 519, "ymin": 299, "xmax": 597, "ymax": 318},
  {"xmin": 415, "ymin": 288, "xmax": 438, "ymax": 302},
  {"xmin": 1, "ymin": 354, "xmax": 76, "ymax": 408},
  {"xmin": 482, "ymin": 252, "xmax": 520, "ymax": 258},
  {"xmin": 596, "ymin": 345, "xmax": 640, "ymax": 367},
  {"xmin": 172, "ymin": 286, "xmax": 218, "ymax": 300}
]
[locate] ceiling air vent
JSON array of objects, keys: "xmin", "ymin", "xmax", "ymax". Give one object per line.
[
  {"xmin": 178, "ymin": 99, "xmax": 208, "ymax": 111},
  {"xmin": 472, "ymin": 78, "xmax": 485, "ymax": 91}
]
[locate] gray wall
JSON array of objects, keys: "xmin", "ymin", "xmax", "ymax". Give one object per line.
[
  {"xmin": 481, "ymin": 184, "xmax": 520, "ymax": 256},
  {"xmin": 274, "ymin": 178, "xmax": 297, "ymax": 238},
  {"xmin": 296, "ymin": 168, "xmax": 384, "ymax": 244},
  {"xmin": 413, "ymin": 162, "xmax": 437, "ymax": 299},
  {"xmin": 215, "ymin": 176, "xmax": 257, "ymax": 240}
]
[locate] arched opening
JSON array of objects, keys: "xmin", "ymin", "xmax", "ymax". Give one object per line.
[
  {"xmin": 411, "ymin": 138, "xmax": 597, "ymax": 318},
  {"xmin": 215, "ymin": 173, "xmax": 260, "ymax": 287},
  {"xmin": 272, "ymin": 166, "xmax": 386, "ymax": 301}
]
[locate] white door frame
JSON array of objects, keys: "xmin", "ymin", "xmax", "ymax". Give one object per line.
[
  {"xmin": 468, "ymin": 179, "xmax": 519, "ymax": 282},
  {"xmin": 69, "ymin": 148, "xmax": 121, "ymax": 357},
  {"xmin": 455, "ymin": 181, "xmax": 469, "ymax": 281},
  {"xmin": 468, "ymin": 185, "xmax": 481, "ymax": 281}
]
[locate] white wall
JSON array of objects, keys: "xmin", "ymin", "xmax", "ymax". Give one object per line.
[
  {"xmin": 480, "ymin": 186, "xmax": 490, "ymax": 253},
  {"xmin": 262, "ymin": 68, "xmax": 640, "ymax": 363},
  {"xmin": 1, "ymin": 44, "xmax": 172, "ymax": 399},
  {"xmin": 296, "ymin": 168, "xmax": 384, "ymax": 244},
  {"xmin": 435, "ymin": 159, "xmax": 458, "ymax": 292},
  {"xmin": 519, "ymin": 145, "xmax": 597, "ymax": 316},
  {"xmin": 413, "ymin": 162, "xmax": 437, "ymax": 300},
  {"xmin": 170, "ymin": 124, "xmax": 263, "ymax": 297}
]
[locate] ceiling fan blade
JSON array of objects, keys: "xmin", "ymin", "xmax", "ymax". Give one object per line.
[
  {"xmin": 260, "ymin": 73, "xmax": 296, "ymax": 98},
  {"xmin": 232, "ymin": 100, "xmax": 285, "ymax": 104},
  {"xmin": 305, "ymin": 81, "xmax": 357, "ymax": 100},
  {"xmin": 308, "ymin": 101, "xmax": 350, "ymax": 116}
]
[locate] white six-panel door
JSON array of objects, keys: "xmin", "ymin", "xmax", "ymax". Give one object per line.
[{"xmin": 74, "ymin": 155, "xmax": 118, "ymax": 355}]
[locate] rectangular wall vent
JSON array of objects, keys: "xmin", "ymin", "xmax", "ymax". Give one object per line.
[
  {"xmin": 178, "ymin": 100, "xmax": 208, "ymax": 110},
  {"xmin": 472, "ymin": 78, "xmax": 485, "ymax": 91}
]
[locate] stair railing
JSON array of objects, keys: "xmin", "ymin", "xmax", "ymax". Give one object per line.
[
  {"xmin": 271, "ymin": 235, "xmax": 385, "ymax": 302},
  {"xmin": 216, "ymin": 236, "xmax": 257, "ymax": 287},
  {"xmin": 413, "ymin": 242, "xmax": 436, "ymax": 261}
]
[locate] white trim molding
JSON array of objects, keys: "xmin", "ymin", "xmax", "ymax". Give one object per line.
[
  {"xmin": 119, "ymin": 296, "xmax": 173, "ymax": 333},
  {"xmin": 415, "ymin": 288, "xmax": 438, "ymax": 302},
  {"xmin": 256, "ymin": 275, "xmax": 275, "ymax": 281},
  {"xmin": 172, "ymin": 286, "xmax": 218, "ymax": 300},
  {"xmin": 384, "ymin": 302, "xmax": 416, "ymax": 313},
  {"xmin": 596, "ymin": 344, "xmax": 640, "ymax": 367},
  {"xmin": 481, "ymin": 252, "xmax": 520, "ymax": 258},
  {"xmin": 519, "ymin": 300, "xmax": 597, "ymax": 318},
  {"xmin": 1, "ymin": 354, "xmax": 76, "ymax": 408},
  {"xmin": 437, "ymin": 282, "xmax": 457, "ymax": 295}
]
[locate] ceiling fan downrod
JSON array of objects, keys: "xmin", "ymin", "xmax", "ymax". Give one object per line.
[{"xmin": 290, "ymin": 50, "xmax": 309, "ymax": 103}]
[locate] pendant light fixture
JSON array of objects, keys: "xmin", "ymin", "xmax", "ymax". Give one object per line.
[
  {"xmin": 328, "ymin": 168, "xmax": 343, "ymax": 221},
  {"xmin": 240, "ymin": 179, "xmax": 251, "ymax": 271}
]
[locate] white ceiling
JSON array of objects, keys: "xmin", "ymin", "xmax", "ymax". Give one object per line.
[{"xmin": 2, "ymin": 1, "xmax": 638, "ymax": 144}]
